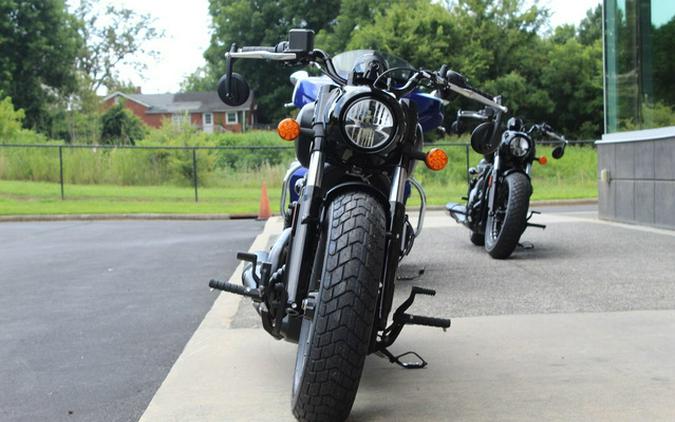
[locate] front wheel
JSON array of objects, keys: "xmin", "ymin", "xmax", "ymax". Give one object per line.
[
  {"xmin": 484, "ymin": 172, "xmax": 531, "ymax": 259},
  {"xmin": 291, "ymin": 191, "xmax": 386, "ymax": 422},
  {"xmin": 469, "ymin": 230, "xmax": 485, "ymax": 246}
]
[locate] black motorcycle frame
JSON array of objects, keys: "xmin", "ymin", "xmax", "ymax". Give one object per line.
[
  {"xmin": 450, "ymin": 111, "xmax": 567, "ymax": 239},
  {"xmin": 211, "ymin": 29, "xmax": 507, "ymax": 352}
]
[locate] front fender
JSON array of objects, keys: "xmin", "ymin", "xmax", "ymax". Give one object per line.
[
  {"xmin": 502, "ymin": 167, "xmax": 531, "ymax": 181},
  {"xmin": 323, "ymin": 182, "xmax": 390, "ymax": 222}
]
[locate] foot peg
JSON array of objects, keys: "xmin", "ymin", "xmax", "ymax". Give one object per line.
[
  {"xmin": 392, "ymin": 287, "xmax": 450, "ymax": 329},
  {"xmin": 209, "ymin": 279, "xmax": 262, "ymax": 300},
  {"xmin": 397, "ymin": 313, "xmax": 451, "ymax": 331},
  {"xmin": 209, "ymin": 251, "xmax": 272, "ymax": 301}
]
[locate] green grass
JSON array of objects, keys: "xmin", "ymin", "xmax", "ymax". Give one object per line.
[
  {"xmin": 0, "ymin": 180, "xmax": 282, "ymax": 215},
  {"xmin": 0, "ymin": 145, "xmax": 597, "ymax": 215}
]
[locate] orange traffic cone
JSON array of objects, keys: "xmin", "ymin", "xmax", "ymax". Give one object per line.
[{"xmin": 258, "ymin": 181, "xmax": 271, "ymax": 220}]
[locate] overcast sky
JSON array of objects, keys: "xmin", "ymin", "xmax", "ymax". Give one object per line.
[{"xmin": 104, "ymin": 0, "xmax": 601, "ymax": 94}]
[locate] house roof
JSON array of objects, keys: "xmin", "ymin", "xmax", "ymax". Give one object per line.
[{"xmin": 102, "ymin": 91, "xmax": 254, "ymax": 114}]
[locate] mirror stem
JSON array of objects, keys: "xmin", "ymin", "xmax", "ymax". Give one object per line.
[{"xmin": 226, "ymin": 43, "xmax": 237, "ymax": 101}]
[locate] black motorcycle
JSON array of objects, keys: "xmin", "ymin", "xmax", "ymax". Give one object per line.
[
  {"xmin": 208, "ymin": 29, "xmax": 504, "ymax": 421},
  {"xmin": 446, "ymin": 108, "xmax": 568, "ymax": 259}
]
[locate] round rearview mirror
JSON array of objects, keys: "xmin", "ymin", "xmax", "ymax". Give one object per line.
[
  {"xmin": 471, "ymin": 121, "xmax": 498, "ymax": 155},
  {"xmin": 552, "ymin": 145, "xmax": 565, "ymax": 159},
  {"xmin": 217, "ymin": 72, "xmax": 250, "ymax": 107}
]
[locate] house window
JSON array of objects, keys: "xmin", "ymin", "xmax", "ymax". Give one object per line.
[
  {"xmin": 226, "ymin": 112, "xmax": 238, "ymax": 124},
  {"xmin": 203, "ymin": 112, "xmax": 213, "ymax": 125},
  {"xmin": 172, "ymin": 113, "xmax": 188, "ymax": 126}
]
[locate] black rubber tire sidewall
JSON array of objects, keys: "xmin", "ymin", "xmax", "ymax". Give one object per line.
[
  {"xmin": 470, "ymin": 230, "xmax": 485, "ymax": 246},
  {"xmin": 484, "ymin": 172, "xmax": 531, "ymax": 259},
  {"xmin": 291, "ymin": 191, "xmax": 386, "ymax": 422}
]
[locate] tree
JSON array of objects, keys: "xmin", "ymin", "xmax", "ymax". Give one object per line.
[
  {"xmin": 192, "ymin": 0, "xmax": 341, "ymax": 123},
  {"xmin": 315, "ymin": 0, "xmax": 389, "ymax": 54},
  {"xmin": 539, "ymin": 38, "xmax": 603, "ymax": 138},
  {"xmin": 100, "ymin": 102, "xmax": 146, "ymax": 145},
  {"xmin": 347, "ymin": 0, "xmax": 460, "ymax": 70},
  {"xmin": 187, "ymin": 0, "xmax": 605, "ymax": 137},
  {"xmin": 0, "ymin": 0, "xmax": 82, "ymax": 131},
  {"xmin": 0, "ymin": 97, "xmax": 25, "ymax": 141},
  {"xmin": 578, "ymin": 4, "xmax": 602, "ymax": 46},
  {"xmin": 74, "ymin": 0, "xmax": 164, "ymax": 94}
]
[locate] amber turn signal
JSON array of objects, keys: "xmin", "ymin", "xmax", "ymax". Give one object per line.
[
  {"xmin": 425, "ymin": 148, "xmax": 448, "ymax": 171},
  {"xmin": 277, "ymin": 118, "xmax": 300, "ymax": 141},
  {"xmin": 537, "ymin": 156, "xmax": 548, "ymax": 165}
]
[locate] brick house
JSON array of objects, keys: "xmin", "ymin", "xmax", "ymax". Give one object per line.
[{"xmin": 101, "ymin": 91, "xmax": 256, "ymax": 133}]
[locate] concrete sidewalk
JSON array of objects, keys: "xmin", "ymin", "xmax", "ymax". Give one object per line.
[
  {"xmin": 140, "ymin": 310, "xmax": 675, "ymax": 422},
  {"xmin": 140, "ymin": 210, "xmax": 675, "ymax": 422}
]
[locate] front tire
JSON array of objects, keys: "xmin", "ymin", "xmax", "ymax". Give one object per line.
[
  {"xmin": 484, "ymin": 172, "xmax": 531, "ymax": 259},
  {"xmin": 470, "ymin": 230, "xmax": 485, "ymax": 246},
  {"xmin": 291, "ymin": 191, "xmax": 386, "ymax": 422}
]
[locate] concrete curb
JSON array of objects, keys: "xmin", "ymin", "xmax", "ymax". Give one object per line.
[{"xmin": 0, "ymin": 199, "xmax": 597, "ymax": 223}]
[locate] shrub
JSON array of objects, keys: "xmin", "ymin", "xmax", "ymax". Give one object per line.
[{"xmin": 100, "ymin": 103, "xmax": 146, "ymax": 145}]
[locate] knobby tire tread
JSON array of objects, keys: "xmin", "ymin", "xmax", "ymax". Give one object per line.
[
  {"xmin": 292, "ymin": 192, "xmax": 386, "ymax": 422},
  {"xmin": 485, "ymin": 172, "xmax": 531, "ymax": 259}
]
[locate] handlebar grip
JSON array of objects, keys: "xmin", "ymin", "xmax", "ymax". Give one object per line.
[{"xmin": 240, "ymin": 46, "xmax": 276, "ymax": 53}]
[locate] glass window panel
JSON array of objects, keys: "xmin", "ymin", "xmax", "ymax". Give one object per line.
[{"xmin": 604, "ymin": 0, "xmax": 674, "ymax": 132}]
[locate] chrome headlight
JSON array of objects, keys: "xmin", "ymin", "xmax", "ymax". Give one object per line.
[
  {"xmin": 343, "ymin": 98, "xmax": 395, "ymax": 150},
  {"xmin": 509, "ymin": 136, "xmax": 531, "ymax": 157}
]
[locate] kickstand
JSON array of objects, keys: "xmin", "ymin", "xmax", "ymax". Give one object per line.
[
  {"xmin": 518, "ymin": 241, "xmax": 535, "ymax": 250},
  {"xmin": 378, "ymin": 348, "xmax": 427, "ymax": 369}
]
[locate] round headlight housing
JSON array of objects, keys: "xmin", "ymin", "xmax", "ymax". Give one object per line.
[
  {"xmin": 343, "ymin": 98, "xmax": 395, "ymax": 150},
  {"xmin": 509, "ymin": 136, "xmax": 531, "ymax": 157}
]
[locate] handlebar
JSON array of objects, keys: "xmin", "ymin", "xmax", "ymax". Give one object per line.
[
  {"xmin": 227, "ymin": 43, "xmax": 507, "ymax": 113},
  {"xmin": 390, "ymin": 69, "xmax": 508, "ymax": 113},
  {"xmin": 447, "ymin": 81, "xmax": 507, "ymax": 113},
  {"xmin": 457, "ymin": 110, "xmax": 490, "ymax": 121},
  {"xmin": 530, "ymin": 123, "xmax": 567, "ymax": 143},
  {"xmin": 240, "ymin": 46, "xmax": 277, "ymax": 53},
  {"xmin": 227, "ymin": 50, "xmax": 298, "ymax": 60}
]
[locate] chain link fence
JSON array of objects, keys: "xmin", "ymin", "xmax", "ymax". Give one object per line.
[{"xmin": 0, "ymin": 141, "xmax": 596, "ymax": 209}]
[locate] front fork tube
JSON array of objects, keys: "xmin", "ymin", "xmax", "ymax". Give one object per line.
[
  {"xmin": 486, "ymin": 155, "xmax": 501, "ymax": 215},
  {"xmin": 285, "ymin": 145, "xmax": 324, "ymax": 311},
  {"xmin": 378, "ymin": 165, "xmax": 408, "ymax": 330}
]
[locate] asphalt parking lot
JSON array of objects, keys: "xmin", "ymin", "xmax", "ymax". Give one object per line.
[
  {"xmin": 2, "ymin": 207, "xmax": 675, "ymax": 422},
  {"xmin": 0, "ymin": 220, "xmax": 263, "ymax": 422}
]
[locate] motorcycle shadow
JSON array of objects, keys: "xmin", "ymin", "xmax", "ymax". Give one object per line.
[
  {"xmin": 350, "ymin": 354, "xmax": 455, "ymax": 421},
  {"xmin": 505, "ymin": 240, "xmax": 574, "ymax": 261}
]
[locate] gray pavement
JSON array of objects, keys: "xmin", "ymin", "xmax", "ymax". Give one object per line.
[
  {"xmin": 4, "ymin": 207, "xmax": 675, "ymax": 422},
  {"xmin": 143, "ymin": 207, "xmax": 675, "ymax": 421},
  {"xmin": 0, "ymin": 220, "xmax": 263, "ymax": 422},
  {"xmin": 235, "ymin": 206, "xmax": 675, "ymax": 323}
]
